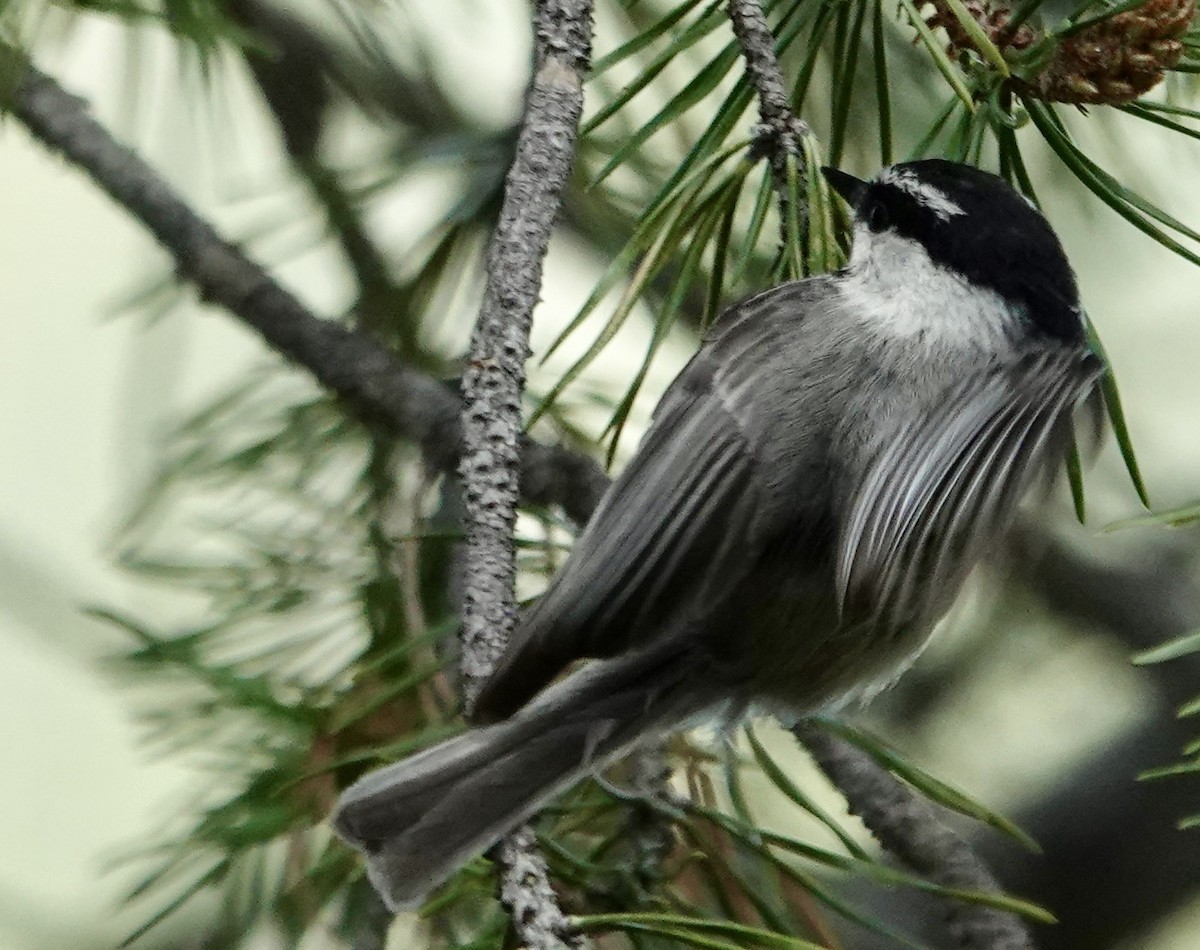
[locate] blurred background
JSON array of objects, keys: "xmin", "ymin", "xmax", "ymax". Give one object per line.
[{"xmin": 3, "ymin": 0, "xmax": 1200, "ymax": 947}]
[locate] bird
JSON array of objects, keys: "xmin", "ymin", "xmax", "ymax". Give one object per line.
[{"xmin": 331, "ymin": 158, "xmax": 1105, "ymax": 911}]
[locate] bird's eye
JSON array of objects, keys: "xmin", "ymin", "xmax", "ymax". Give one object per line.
[{"xmin": 866, "ymin": 201, "xmax": 890, "ymax": 232}]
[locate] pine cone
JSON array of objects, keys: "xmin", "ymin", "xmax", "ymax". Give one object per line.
[
  {"xmin": 1032, "ymin": 0, "xmax": 1195, "ymax": 104},
  {"xmin": 924, "ymin": 1, "xmax": 1038, "ymax": 54},
  {"xmin": 925, "ymin": 0, "xmax": 1196, "ymax": 106}
]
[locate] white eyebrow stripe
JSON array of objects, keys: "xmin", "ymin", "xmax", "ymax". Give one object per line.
[{"xmin": 878, "ymin": 168, "xmax": 966, "ymax": 221}]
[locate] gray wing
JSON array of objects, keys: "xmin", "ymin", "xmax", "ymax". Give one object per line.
[
  {"xmin": 473, "ymin": 380, "xmax": 764, "ymax": 721},
  {"xmin": 836, "ymin": 347, "xmax": 1103, "ymax": 630},
  {"xmin": 472, "ymin": 283, "xmax": 830, "ymax": 723}
]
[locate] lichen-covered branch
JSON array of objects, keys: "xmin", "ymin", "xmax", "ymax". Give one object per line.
[
  {"xmin": 726, "ymin": 0, "xmax": 811, "ymax": 213},
  {"xmin": 457, "ymin": 0, "xmax": 594, "ymax": 707},
  {"xmin": 795, "ymin": 724, "xmax": 1035, "ymax": 950},
  {"xmin": 3, "ymin": 43, "xmax": 606, "ymax": 526},
  {"xmin": 455, "ymin": 0, "xmax": 594, "ymax": 945}
]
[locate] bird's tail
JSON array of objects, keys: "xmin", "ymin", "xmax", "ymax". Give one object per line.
[{"xmin": 331, "ymin": 639, "xmax": 702, "ymax": 910}]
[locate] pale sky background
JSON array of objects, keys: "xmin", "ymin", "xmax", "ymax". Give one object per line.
[{"xmin": 3, "ymin": 11, "xmax": 1200, "ymax": 950}]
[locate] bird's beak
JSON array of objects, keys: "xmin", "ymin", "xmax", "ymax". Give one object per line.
[{"xmin": 821, "ymin": 167, "xmax": 868, "ymax": 207}]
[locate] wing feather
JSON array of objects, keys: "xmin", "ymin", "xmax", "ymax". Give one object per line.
[
  {"xmin": 473, "ymin": 382, "xmax": 763, "ymax": 721},
  {"xmin": 837, "ymin": 348, "xmax": 1103, "ymax": 629},
  {"xmin": 473, "ymin": 282, "xmax": 848, "ymax": 723}
]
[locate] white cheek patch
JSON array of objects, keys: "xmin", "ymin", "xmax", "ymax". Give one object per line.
[
  {"xmin": 877, "ymin": 168, "xmax": 965, "ymax": 221},
  {"xmin": 840, "ymin": 227, "xmax": 1017, "ymax": 351}
]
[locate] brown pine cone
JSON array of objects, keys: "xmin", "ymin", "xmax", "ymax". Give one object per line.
[
  {"xmin": 1033, "ymin": 0, "xmax": 1196, "ymax": 103},
  {"xmin": 924, "ymin": 0, "xmax": 1038, "ymax": 54},
  {"xmin": 925, "ymin": 0, "xmax": 1196, "ymax": 105}
]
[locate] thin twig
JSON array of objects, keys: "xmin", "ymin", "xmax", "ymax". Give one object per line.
[
  {"xmin": 455, "ymin": 0, "xmax": 594, "ymax": 946},
  {"xmin": 795, "ymin": 724, "xmax": 1035, "ymax": 950},
  {"xmin": 227, "ymin": 1, "xmax": 401, "ymax": 328},
  {"xmin": 727, "ymin": 0, "xmax": 812, "ymax": 225},
  {"xmin": 3, "ymin": 43, "xmax": 607, "ymax": 527}
]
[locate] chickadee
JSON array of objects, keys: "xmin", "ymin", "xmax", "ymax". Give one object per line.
[{"xmin": 333, "ymin": 159, "xmax": 1104, "ymax": 910}]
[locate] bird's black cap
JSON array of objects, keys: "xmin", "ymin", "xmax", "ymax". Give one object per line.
[{"xmin": 847, "ymin": 160, "xmax": 1085, "ymax": 344}]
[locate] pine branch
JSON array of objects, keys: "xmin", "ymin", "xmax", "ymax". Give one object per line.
[
  {"xmin": 727, "ymin": 0, "xmax": 811, "ymax": 155},
  {"xmin": 2, "ymin": 42, "xmax": 607, "ymax": 528},
  {"xmin": 457, "ymin": 0, "xmax": 594, "ymax": 705},
  {"xmin": 455, "ymin": 0, "xmax": 594, "ymax": 945},
  {"xmin": 727, "ymin": 0, "xmax": 811, "ymax": 222},
  {"xmin": 795, "ymin": 724, "xmax": 1035, "ymax": 950}
]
